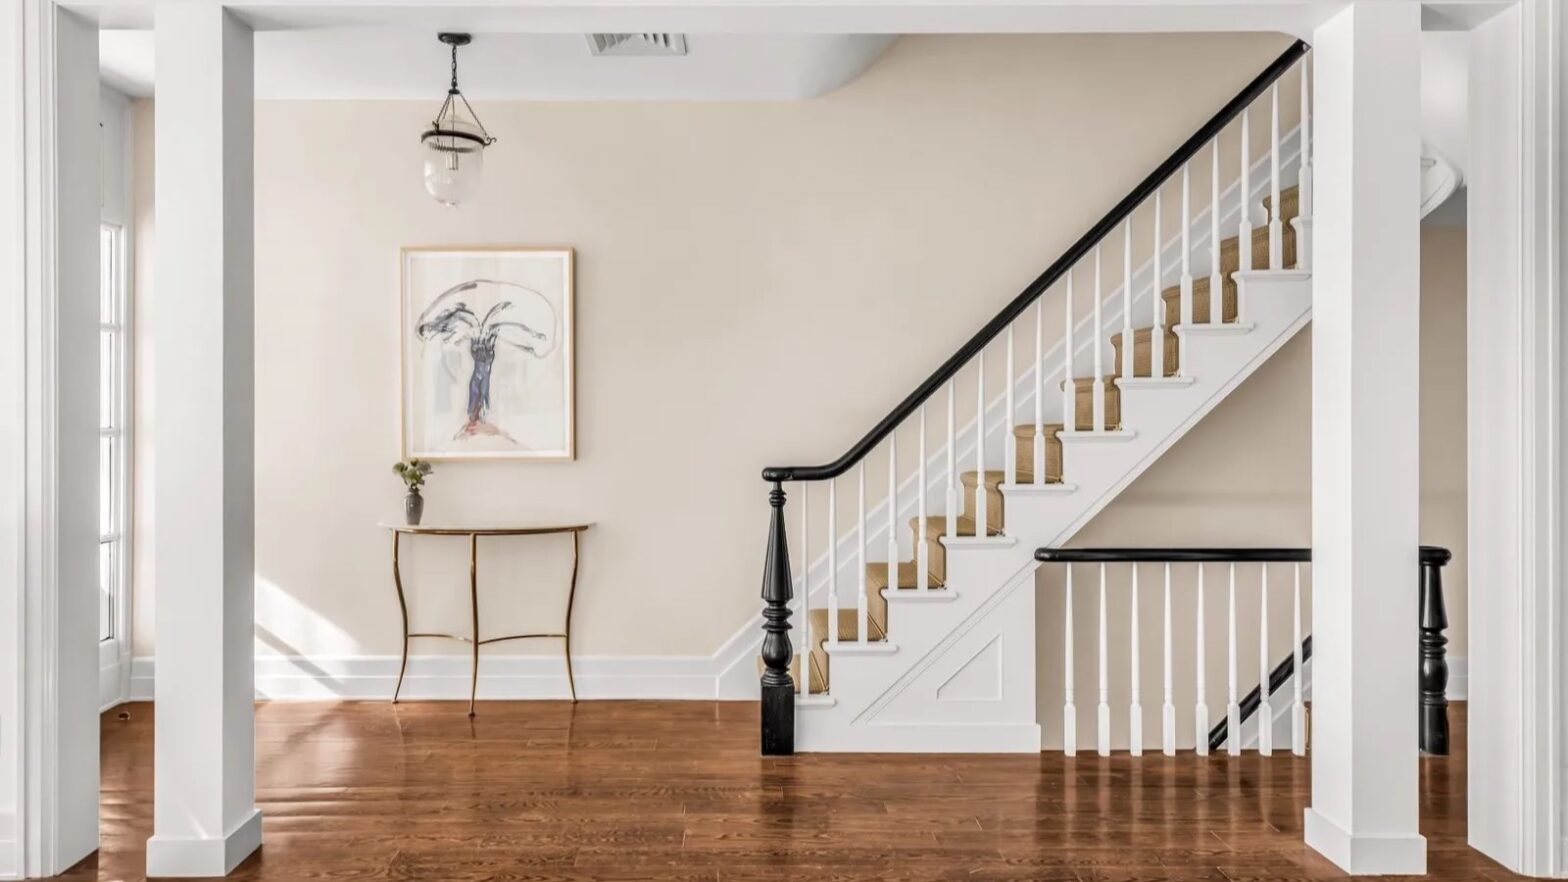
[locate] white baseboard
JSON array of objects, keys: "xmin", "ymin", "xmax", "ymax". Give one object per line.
[
  {"xmin": 119, "ymin": 652, "xmax": 1470, "ymax": 706},
  {"xmin": 1304, "ymin": 807, "xmax": 1427, "ymax": 875},
  {"xmin": 1446, "ymin": 656, "xmax": 1468, "ymax": 700},
  {"xmin": 146, "ymin": 808, "xmax": 262, "ymax": 878},
  {"xmin": 128, "ymin": 654, "xmax": 725, "ymax": 702}
]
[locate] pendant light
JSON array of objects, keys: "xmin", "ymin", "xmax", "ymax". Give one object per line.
[{"xmin": 421, "ymin": 33, "xmax": 496, "ymax": 207}]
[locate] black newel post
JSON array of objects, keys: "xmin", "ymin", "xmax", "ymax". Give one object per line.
[
  {"xmin": 760, "ymin": 481, "xmax": 796, "ymax": 756},
  {"xmin": 1418, "ymin": 546, "xmax": 1452, "ymax": 756}
]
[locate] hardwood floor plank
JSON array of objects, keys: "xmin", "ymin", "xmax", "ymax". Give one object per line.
[{"xmin": 51, "ymin": 701, "xmax": 1527, "ymax": 882}]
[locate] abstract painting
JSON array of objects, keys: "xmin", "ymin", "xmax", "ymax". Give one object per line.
[{"xmin": 401, "ymin": 247, "xmax": 575, "ymax": 461}]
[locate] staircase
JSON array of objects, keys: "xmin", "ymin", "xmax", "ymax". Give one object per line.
[{"xmin": 751, "ymin": 41, "xmax": 1317, "ymax": 754}]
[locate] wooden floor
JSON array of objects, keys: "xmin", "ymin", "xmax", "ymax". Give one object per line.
[{"xmin": 59, "ymin": 701, "xmax": 1523, "ymax": 881}]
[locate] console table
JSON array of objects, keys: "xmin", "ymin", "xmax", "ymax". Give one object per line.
[{"xmin": 381, "ymin": 522, "xmax": 592, "ymax": 715}]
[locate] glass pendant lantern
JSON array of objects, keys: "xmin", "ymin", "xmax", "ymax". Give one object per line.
[{"xmin": 421, "ymin": 33, "xmax": 496, "ymax": 207}]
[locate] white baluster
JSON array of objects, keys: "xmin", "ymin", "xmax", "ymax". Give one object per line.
[
  {"xmin": 1129, "ymin": 563, "xmax": 1143, "ymax": 756},
  {"xmin": 886, "ymin": 432, "xmax": 898, "ymax": 616},
  {"xmin": 800, "ymin": 483, "xmax": 810, "ymax": 693},
  {"xmin": 1151, "ymin": 191, "xmax": 1165, "ymax": 379},
  {"xmin": 1033, "ymin": 299, "xmax": 1045, "ymax": 484},
  {"xmin": 1120, "ymin": 219, "xmax": 1134, "ymax": 380},
  {"xmin": 1180, "ymin": 164, "xmax": 1194, "ymax": 330},
  {"xmin": 857, "ymin": 464, "xmax": 867, "ymax": 645},
  {"xmin": 1208, "ymin": 140, "xmax": 1223, "ymax": 325},
  {"xmin": 1195, "ymin": 563, "xmax": 1209, "ymax": 756},
  {"xmin": 1239, "ymin": 106, "xmax": 1253, "ymax": 273},
  {"xmin": 946, "ymin": 380, "xmax": 957, "ymax": 541},
  {"xmin": 1162, "ymin": 562, "xmax": 1175, "ymax": 756},
  {"xmin": 1270, "ymin": 83, "xmax": 1284, "ymax": 269},
  {"xmin": 917, "ymin": 406, "xmax": 929, "ymax": 593},
  {"xmin": 1226, "ymin": 562, "xmax": 1241, "ymax": 756},
  {"xmin": 827, "ymin": 479, "xmax": 839, "ymax": 646},
  {"xmin": 975, "ymin": 353, "xmax": 987, "ymax": 534},
  {"xmin": 1005, "ymin": 326, "xmax": 1017, "ymax": 486},
  {"xmin": 1063, "ymin": 271, "xmax": 1076, "ymax": 430},
  {"xmin": 1092, "ymin": 247, "xmax": 1105, "ymax": 432},
  {"xmin": 1258, "ymin": 563, "xmax": 1274, "ymax": 756},
  {"xmin": 1299, "ymin": 55, "xmax": 1313, "ymax": 226},
  {"xmin": 1292, "ymin": 562, "xmax": 1306, "ymax": 755},
  {"xmin": 1097, "ymin": 562, "xmax": 1110, "ymax": 756},
  {"xmin": 1063, "ymin": 564, "xmax": 1077, "ymax": 756}
]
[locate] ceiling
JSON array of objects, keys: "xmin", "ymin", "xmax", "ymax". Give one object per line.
[{"xmin": 98, "ymin": 29, "xmax": 898, "ymax": 100}]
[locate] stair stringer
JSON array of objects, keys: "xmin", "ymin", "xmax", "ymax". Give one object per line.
[{"xmin": 794, "ymin": 271, "xmax": 1314, "ymax": 752}]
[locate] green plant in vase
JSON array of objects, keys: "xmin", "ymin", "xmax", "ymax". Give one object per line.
[{"xmin": 393, "ymin": 459, "xmax": 434, "ymax": 526}]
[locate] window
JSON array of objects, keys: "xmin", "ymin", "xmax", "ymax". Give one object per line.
[{"xmin": 99, "ymin": 222, "xmax": 128, "ymax": 645}]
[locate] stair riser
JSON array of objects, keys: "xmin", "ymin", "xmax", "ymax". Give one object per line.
[
  {"xmin": 960, "ymin": 483, "xmax": 1005, "ymax": 532},
  {"xmin": 1111, "ymin": 329, "xmax": 1181, "ymax": 378},
  {"xmin": 1064, "ymin": 380, "xmax": 1121, "ymax": 430},
  {"xmin": 1011, "ymin": 428, "xmax": 1065, "ymax": 484}
]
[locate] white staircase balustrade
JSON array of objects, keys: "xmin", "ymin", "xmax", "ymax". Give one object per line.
[
  {"xmin": 744, "ymin": 45, "xmax": 1317, "ymax": 753},
  {"xmin": 1037, "ymin": 551, "xmax": 1313, "ymax": 755}
]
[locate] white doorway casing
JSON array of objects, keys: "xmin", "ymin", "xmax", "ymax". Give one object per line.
[
  {"xmin": 0, "ymin": 0, "xmax": 104, "ymax": 878},
  {"xmin": 1465, "ymin": 0, "xmax": 1566, "ymax": 876}
]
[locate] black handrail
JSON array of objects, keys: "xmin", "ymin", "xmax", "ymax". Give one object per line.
[
  {"xmin": 760, "ymin": 39, "xmax": 1310, "ymax": 484},
  {"xmin": 1038, "ymin": 547, "xmax": 1455, "ymax": 565},
  {"xmin": 1036, "ymin": 548, "xmax": 1311, "ymax": 564}
]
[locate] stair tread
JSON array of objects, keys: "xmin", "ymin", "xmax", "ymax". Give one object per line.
[{"xmin": 866, "ymin": 561, "xmax": 946, "ymax": 591}]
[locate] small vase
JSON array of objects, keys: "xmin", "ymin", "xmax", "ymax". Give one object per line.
[{"xmin": 404, "ymin": 489, "xmax": 425, "ymax": 526}]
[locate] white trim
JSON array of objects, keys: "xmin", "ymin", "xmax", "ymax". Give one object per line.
[
  {"xmin": 109, "ymin": 652, "xmax": 1474, "ymax": 707},
  {"xmin": 0, "ymin": 0, "xmax": 27, "ymax": 872},
  {"xmin": 127, "ymin": 654, "xmax": 721, "ymax": 702},
  {"xmin": 1466, "ymin": 2, "xmax": 1565, "ymax": 876},
  {"xmin": 1303, "ymin": 808, "xmax": 1428, "ymax": 876},
  {"xmin": 12, "ymin": 2, "xmax": 103, "ymax": 876},
  {"xmin": 146, "ymin": 809, "xmax": 262, "ymax": 879}
]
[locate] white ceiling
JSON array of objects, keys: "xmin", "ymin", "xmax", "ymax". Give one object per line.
[{"xmin": 97, "ymin": 29, "xmax": 898, "ymax": 100}]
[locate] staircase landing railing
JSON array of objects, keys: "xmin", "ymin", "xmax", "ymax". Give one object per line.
[{"xmin": 1033, "ymin": 546, "xmax": 1453, "ymax": 756}]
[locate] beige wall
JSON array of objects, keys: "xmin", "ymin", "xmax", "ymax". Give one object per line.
[{"xmin": 128, "ymin": 34, "xmax": 1464, "ymax": 679}]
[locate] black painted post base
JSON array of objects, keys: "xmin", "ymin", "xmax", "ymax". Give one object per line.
[
  {"xmin": 761, "ymin": 683, "xmax": 796, "ymax": 756},
  {"xmin": 1420, "ymin": 700, "xmax": 1450, "ymax": 757},
  {"xmin": 759, "ymin": 481, "xmax": 797, "ymax": 756},
  {"xmin": 1419, "ymin": 546, "xmax": 1452, "ymax": 757}
]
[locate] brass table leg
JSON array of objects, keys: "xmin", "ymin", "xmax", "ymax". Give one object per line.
[
  {"xmin": 391, "ymin": 531, "xmax": 410, "ymax": 703},
  {"xmin": 564, "ymin": 530, "xmax": 580, "ymax": 702},
  {"xmin": 468, "ymin": 532, "xmax": 480, "ymax": 717}
]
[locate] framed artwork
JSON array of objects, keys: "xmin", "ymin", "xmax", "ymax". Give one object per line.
[{"xmin": 400, "ymin": 246, "xmax": 575, "ymax": 461}]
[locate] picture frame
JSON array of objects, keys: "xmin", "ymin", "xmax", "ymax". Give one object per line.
[{"xmin": 400, "ymin": 246, "xmax": 576, "ymax": 461}]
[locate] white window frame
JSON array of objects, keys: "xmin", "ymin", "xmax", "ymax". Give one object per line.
[{"xmin": 97, "ymin": 87, "xmax": 134, "ymax": 711}]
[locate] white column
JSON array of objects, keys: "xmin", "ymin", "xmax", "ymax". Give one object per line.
[
  {"xmin": 149, "ymin": 5, "xmax": 262, "ymax": 877},
  {"xmin": 1304, "ymin": 3, "xmax": 1423, "ymax": 874}
]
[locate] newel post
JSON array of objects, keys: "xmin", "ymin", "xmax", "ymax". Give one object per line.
[
  {"xmin": 760, "ymin": 480, "xmax": 796, "ymax": 756},
  {"xmin": 1418, "ymin": 546, "xmax": 1452, "ymax": 756}
]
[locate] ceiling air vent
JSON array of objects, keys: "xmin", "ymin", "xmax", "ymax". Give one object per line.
[{"xmin": 586, "ymin": 33, "xmax": 688, "ymax": 57}]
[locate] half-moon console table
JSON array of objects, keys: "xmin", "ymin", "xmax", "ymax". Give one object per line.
[{"xmin": 381, "ymin": 523, "xmax": 592, "ymax": 715}]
